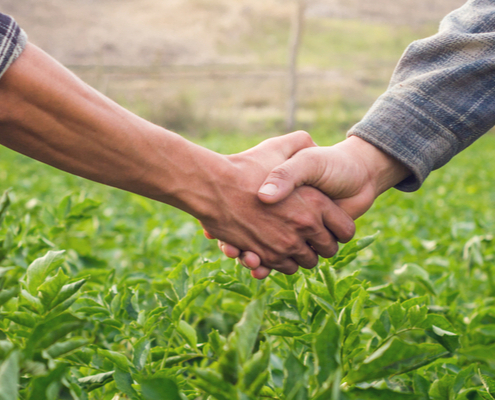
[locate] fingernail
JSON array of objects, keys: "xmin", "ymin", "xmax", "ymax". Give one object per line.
[{"xmin": 259, "ymin": 183, "xmax": 278, "ymax": 196}]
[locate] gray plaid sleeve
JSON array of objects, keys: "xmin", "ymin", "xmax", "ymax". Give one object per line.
[
  {"xmin": 348, "ymin": 0, "xmax": 495, "ymax": 191},
  {"xmin": 0, "ymin": 13, "xmax": 27, "ymax": 80}
]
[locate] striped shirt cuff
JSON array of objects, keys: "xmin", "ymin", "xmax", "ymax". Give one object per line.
[{"xmin": 0, "ymin": 13, "xmax": 27, "ymax": 80}]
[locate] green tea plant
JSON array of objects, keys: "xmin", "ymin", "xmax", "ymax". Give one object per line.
[{"xmin": 1, "ymin": 134, "xmax": 495, "ymax": 399}]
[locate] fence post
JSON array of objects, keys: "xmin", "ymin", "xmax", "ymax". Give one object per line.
[{"xmin": 287, "ymin": 0, "xmax": 306, "ymax": 132}]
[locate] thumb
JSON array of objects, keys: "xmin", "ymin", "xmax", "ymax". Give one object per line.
[
  {"xmin": 258, "ymin": 130, "xmax": 317, "ymax": 159},
  {"xmin": 258, "ymin": 152, "xmax": 320, "ymax": 204}
]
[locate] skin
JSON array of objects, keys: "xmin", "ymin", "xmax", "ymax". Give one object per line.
[
  {"xmin": 0, "ymin": 43, "xmax": 356, "ymax": 273},
  {"xmin": 215, "ymin": 136, "xmax": 412, "ymax": 279}
]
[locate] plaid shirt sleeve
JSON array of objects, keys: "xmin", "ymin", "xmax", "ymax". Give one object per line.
[
  {"xmin": 0, "ymin": 13, "xmax": 27, "ymax": 80},
  {"xmin": 348, "ymin": 0, "xmax": 495, "ymax": 192}
]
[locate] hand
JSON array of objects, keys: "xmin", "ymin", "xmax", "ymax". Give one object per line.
[
  {"xmin": 199, "ymin": 131, "xmax": 355, "ymax": 275},
  {"xmin": 216, "ymin": 136, "xmax": 411, "ymax": 278}
]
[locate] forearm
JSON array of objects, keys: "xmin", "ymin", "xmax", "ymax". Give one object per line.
[
  {"xmin": 0, "ymin": 43, "xmax": 224, "ymax": 219},
  {"xmin": 334, "ymin": 136, "xmax": 411, "ymax": 198},
  {"xmin": 348, "ymin": 0, "xmax": 495, "ymax": 191}
]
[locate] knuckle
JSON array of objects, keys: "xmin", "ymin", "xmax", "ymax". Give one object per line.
[
  {"xmin": 302, "ymin": 257, "xmax": 318, "ymax": 270},
  {"xmin": 294, "ymin": 130, "xmax": 313, "ymax": 146},
  {"xmin": 294, "ymin": 213, "xmax": 316, "ymax": 229},
  {"xmin": 269, "ymin": 166, "xmax": 293, "ymax": 182},
  {"xmin": 263, "ymin": 252, "xmax": 281, "ymax": 267},
  {"xmin": 285, "ymin": 267, "xmax": 298, "ymax": 275},
  {"xmin": 341, "ymin": 221, "xmax": 356, "ymax": 243},
  {"xmin": 328, "ymin": 241, "xmax": 339, "ymax": 258}
]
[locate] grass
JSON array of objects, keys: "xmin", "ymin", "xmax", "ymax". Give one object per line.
[{"xmin": 1, "ymin": 123, "xmax": 495, "ymax": 399}]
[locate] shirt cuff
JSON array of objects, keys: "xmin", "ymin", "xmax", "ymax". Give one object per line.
[
  {"xmin": 0, "ymin": 14, "xmax": 28, "ymax": 81},
  {"xmin": 347, "ymin": 88, "xmax": 460, "ymax": 192}
]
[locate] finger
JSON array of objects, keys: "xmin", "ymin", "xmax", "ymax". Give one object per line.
[
  {"xmin": 258, "ymin": 150, "xmax": 322, "ymax": 204},
  {"xmin": 321, "ymin": 202, "xmax": 356, "ymax": 243},
  {"xmin": 263, "ymin": 130, "xmax": 317, "ymax": 159},
  {"xmin": 222, "ymin": 242, "xmax": 241, "ymax": 259},
  {"xmin": 251, "ymin": 266, "xmax": 272, "ymax": 280},
  {"xmin": 217, "ymin": 240, "xmax": 224, "ymax": 251},
  {"xmin": 307, "ymin": 232, "xmax": 339, "ymax": 259},
  {"xmin": 203, "ymin": 230, "xmax": 216, "ymax": 240},
  {"xmin": 238, "ymin": 251, "xmax": 261, "ymax": 269},
  {"xmin": 266, "ymin": 258, "xmax": 299, "ymax": 275},
  {"xmin": 291, "ymin": 247, "xmax": 319, "ymax": 270}
]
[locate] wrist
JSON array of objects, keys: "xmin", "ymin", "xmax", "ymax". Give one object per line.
[
  {"xmin": 138, "ymin": 134, "xmax": 232, "ymax": 220},
  {"xmin": 338, "ymin": 136, "xmax": 411, "ymax": 197}
]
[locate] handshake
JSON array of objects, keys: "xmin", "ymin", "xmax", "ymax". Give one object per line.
[
  {"xmin": 197, "ymin": 131, "xmax": 410, "ymax": 280},
  {"xmin": 0, "ymin": 44, "xmax": 410, "ymax": 277}
]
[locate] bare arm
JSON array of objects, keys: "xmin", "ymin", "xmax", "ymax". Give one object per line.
[{"xmin": 0, "ymin": 43, "xmax": 355, "ymax": 274}]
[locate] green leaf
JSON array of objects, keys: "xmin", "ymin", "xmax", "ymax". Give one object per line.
[
  {"xmin": 394, "ymin": 264, "xmax": 436, "ymax": 295},
  {"xmin": 0, "ymin": 190, "xmax": 11, "ymax": 227},
  {"xmin": 413, "ymin": 374, "xmax": 431, "ymax": 398},
  {"xmin": 345, "ymin": 388, "xmax": 421, "ymax": 399},
  {"xmin": 339, "ymin": 232, "xmax": 379, "ymax": 258},
  {"xmin": 226, "ymin": 293, "xmax": 266, "ymax": 363},
  {"xmin": 38, "ymin": 268, "xmax": 69, "ymax": 308},
  {"xmin": 78, "ymin": 371, "xmax": 114, "ymax": 392},
  {"xmin": 479, "ymin": 370, "xmax": 495, "ymax": 399},
  {"xmin": 313, "ymin": 315, "xmax": 341, "ymax": 385},
  {"xmin": 346, "ymin": 338, "xmax": 446, "ymax": 385},
  {"xmin": 351, "ymin": 288, "xmax": 368, "ymax": 324},
  {"xmin": 306, "ymin": 278, "xmax": 333, "ymax": 304},
  {"xmin": 4, "ymin": 311, "xmax": 36, "ymax": 328},
  {"xmin": 163, "ymin": 354, "xmax": 203, "ymax": 368},
  {"xmin": 241, "ymin": 341, "xmax": 271, "ymax": 394},
  {"xmin": 333, "ymin": 254, "xmax": 358, "ymax": 270},
  {"xmin": 429, "ymin": 375, "xmax": 455, "ymax": 400},
  {"xmin": 283, "ymin": 353, "xmax": 308, "ymax": 400},
  {"xmin": 114, "ymin": 368, "xmax": 140, "ymax": 400},
  {"xmin": 0, "ymin": 341, "xmax": 14, "ymax": 359},
  {"xmin": 264, "ymin": 324, "xmax": 305, "ymax": 337},
  {"xmin": 50, "ymin": 279, "xmax": 86, "ymax": 309},
  {"xmin": 387, "ymin": 301, "xmax": 405, "ymax": 330},
  {"xmin": 44, "ymin": 337, "xmax": 89, "ymax": 359},
  {"xmin": 193, "ymin": 369, "xmax": 238, "ymax": 400},
  {"xmin": 172, "ymin": 280, "xmax": 210, "ymax": 321},
  {"xmin": 133, "ymin": 337, "xmax": 151, "ymax": 371},
  {"xmin": 319, "ymin": 264, "xmax": 336, "ymax": 302},
  {"xmin": 26, "ymin": 363, "xmax": 68, "ymax": 400},
  {"xmin": 461, "ymin": 344, "xmax": 495, "ymax": 367},
  {"xmin": 425, "ymin": 325, "xmax": 460, "ymax": 353},
  {"xmin": 208, "ymin": 329, "xmax": 226, "ymax": 357},
  {"xmin": 408, "ymin": 305, "xmax": 428, "ymax": 327},
  {"xmin": 372, "ymin": 310, "xmax": 391, "ymax": 339},
  {"xmin": 335, "ymin": 272, "xmax": 359, "ymax": 305},
  {"xmin": 453, "ymin": 365, "xmax": 475, "ymax": 393},
  {"xmin": 0, "ymin": 350, "xmax": 18, "ymax": 400},
  {"xmin": 99, "ymin": 349, "xmax": 133, "ymax": 373},
  {"xmin": 0, "ymin": 287, "xmax": 19, "ymax": 307},
  {"xmin": 177, "ymin": 320, "xmax": 197, "ymax": 349},
  {"xmin": 27, "ymin": 314, "xmax": 83, "ymax": 350},
  {"xmin": 66, "ymin": 198, "xmax": 100, "ymax": 220},
  {"xmin": 218, "ymin": 347, "xmax": 239, "ymax": 385},
  {"xmin": 421, "ymin": 314, "xmax": 456, "ymax": 332},
  {"xmin": 402, "ymin": 295, "xmax": 429, "ymax": 310},
  {"xmin": 20, "ymin": 289, "xmax": 43, "ymax": 314},
  {"xmin": 167, "ymin": 262, "xmax": 188, "ymax": 299},
  {"xmin": 26, "ymin": 250, "xmax": 66, "ymax": 296}
]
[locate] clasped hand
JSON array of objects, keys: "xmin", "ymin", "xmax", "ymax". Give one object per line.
[{"xmin": 202, "ymin": 133, "xmax": 411, "ymax": 279}]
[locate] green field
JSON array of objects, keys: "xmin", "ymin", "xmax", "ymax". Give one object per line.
[{"xmin": 1, "ymin": 125, "xmax": 495, "ymax": 399}]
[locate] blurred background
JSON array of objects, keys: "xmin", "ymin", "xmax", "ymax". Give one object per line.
[{"xmin": 3, "ymin": 0, "xmax": 467, "ymax": 143}]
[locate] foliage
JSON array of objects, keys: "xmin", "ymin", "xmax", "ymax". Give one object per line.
[{"xmin": 1, "ymin": 134, "xmax": 495, "ymax": 399}]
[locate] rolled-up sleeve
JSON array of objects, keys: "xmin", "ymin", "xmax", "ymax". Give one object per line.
[
  {"xmin": 0, "ymin": 13, "xmax": 27, "ymax": 81},
  {"xmin": 348, "ymin": 0, "xmax": 495, "ymax": 191}
]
